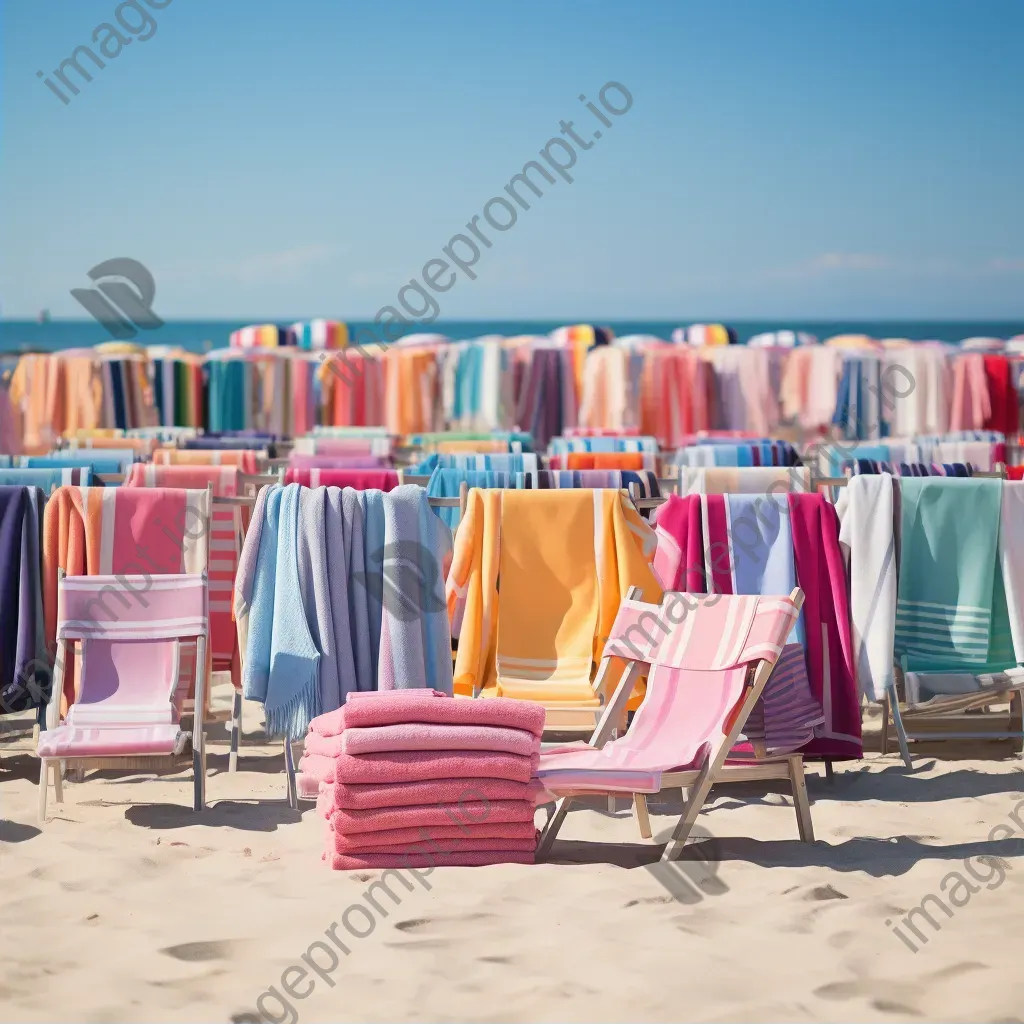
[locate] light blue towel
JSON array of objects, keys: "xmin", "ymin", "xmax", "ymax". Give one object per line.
[
  {"xmin": 0, "ymin": 468, "xmax": 92, "ymax": 491},
  {"xmin": 727, "ymin": 493, "xmax": 804, "ymax": 646},
  {"xmin": 265, "ymin": 484, "xmax": 322, "ymax": 738},
  {"xmin": 426, "ymin": 468, "xmax": 511, "ymax": 528},
  {"xmin": 359, "ymin": 489, "xmax": 386, "ymax": 680}
]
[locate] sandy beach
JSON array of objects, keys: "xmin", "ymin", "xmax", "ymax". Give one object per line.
[{"xmin": 2, "ymin": 682, "xmax": 1022, "ymax": 1024}]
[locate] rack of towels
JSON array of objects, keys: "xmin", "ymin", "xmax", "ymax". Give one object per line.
[{"xmin": 234, "ymin": 484, "xmax": 454, "ymax": 740}]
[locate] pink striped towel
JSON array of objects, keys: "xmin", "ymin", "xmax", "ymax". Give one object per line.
[
  {"xmin": 328, "ymin": 798, "xmax": 537, "ymax": 833},
  {"xmin": 297, "ymin": 749, "xmax": 539, "ymax": 785},
  {"xmin": 283, "ymin": 468, "xmax": 400, "ymax": 490},
  {"xmin": 316, "ymin": 776, "xmax": 546, "ymax": 814},
  {"xmin": 327, "ymin": 850, "xmax": 536, "ymax": 870},
  {"xmin": 334, "ymin": 822, "xmax": 538, "ymax": 851},
  {"xmin": 304, "ymin": 722, "xmax": 538, "ymax": 758},
  {"xmin": 308, "ymin": 691, "xmax": 546, "ymax": 737}
]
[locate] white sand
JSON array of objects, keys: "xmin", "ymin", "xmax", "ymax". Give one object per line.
[{"xmin": 3, "ymin": 685, "xmax": 1024, "ymax": 1024}]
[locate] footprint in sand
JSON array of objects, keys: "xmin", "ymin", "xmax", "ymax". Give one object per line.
[
  {"xmin": 160, "ymin": 940, "xmax": 236, "ymax": 962},
  {"xmin": 806, "ymin": 884, "xmax": 849, "ymax": 901}
]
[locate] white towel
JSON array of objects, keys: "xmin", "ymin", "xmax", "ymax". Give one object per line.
[{"xmin": 837, "ymin": 473, "xmax": 898, "ymax": 701}]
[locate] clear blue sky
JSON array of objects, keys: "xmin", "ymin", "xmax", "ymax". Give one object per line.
[{"xmin": 1, "ymin": 0, "xmax": 1022, "ymax": 320}]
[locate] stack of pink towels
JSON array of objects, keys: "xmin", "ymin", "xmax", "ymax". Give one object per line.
[{"xmin": 297, "ymin": 690, "xmax": 547, "ymax": 870}]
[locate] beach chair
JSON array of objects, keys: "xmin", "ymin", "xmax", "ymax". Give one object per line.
[
  {"xmin": 36, "ymin": 572, "xmax": 210, "ymax": 820},
  {"xmin": 535, "ymin": 587, "xmax": 813, "ymax": 862}
]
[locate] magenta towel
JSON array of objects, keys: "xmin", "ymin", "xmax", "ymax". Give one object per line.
[
  {"xmin": 334, "ymin": 821, "xmax": 538, "ymax": 851},
  {"xmin": 316, "ymin": 776, "xmax": 544, "ymax": 815},
  {"xmin": 298, "ymin": 749, "xmax": 539, "ymax": 785},
  {"xmin": 328, "ymin": 798, "xmax": 537, "ymax": 833},
  {"xmin": 308, "ymin": 691, "xmax": 546, "ymax": 737},
  {"xmin": 788, "ymin": 494, "xmax": 862, "ymax": 759},
  {"xmin": 306, "ymin": 722, "xmax": 538, "ymax": 758},
  {"xmin": 289, "ymin": 454, "xmax": 388, "ymax": 470},
  {"xmin": 283, "ymin": 469, "xmax": 400, "ymax": 491},
  {"xmin": 652, "ymin": 494, "xmax": 707, "ymax": 592},
  {"xmin": 327, "ymin": 849, "xmax": 536, "ymax": 870}
]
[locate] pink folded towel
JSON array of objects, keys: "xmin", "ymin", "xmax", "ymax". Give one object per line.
[
  {"xmin": 316, "ymin": 776, "xmax": 544, "ymax": 814},
  {"xmin": 329, "ymin": 799, "xmax": 537, "ymax": 834},
  {"xmin": 327, "ymin": 850, "xmax": 537, "ymax": 870},
  {"xmin": 305, "ymin": 722, "xmax": 538, "ymax": 758},
  {"xmin": 334, "ymin": 822, "xmax": 538, "ymax": 851},
  {"xmin": 308, "ymin": 691, "xmax": 546, "ymax": 738},
  {"xmin": 298, "ymin": 750, "xmax": 539, "ymax": 785}
]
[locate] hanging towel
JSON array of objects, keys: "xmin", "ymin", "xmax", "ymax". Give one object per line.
[
  {"xmin": 284, "ymin": 468, "xmax": 400, "ymax": 490},
  {"xmin": 651, "ymin": 494, "xmax": 707, "ymax": 593},
  {"xmin": 836, "ymin": 474, "xmax": 898, "ymax": 702},
  {"xmin": 376, "ymin": 485, "xmax": 454, "ymax": 694},
  {"xmin": 788, "ymin": 493, "xmax": 862, "ymax": 758},
  {"xmin": 895, "ymin": 478, "xmax": 1014, "ymax": 673},
  {"xmin": 679, "ymin": 466, "xmax": 810, "ymax": 495},
  {"xmin": 0, "ymin": 468, "xmax": 92, "ymax": 491}
]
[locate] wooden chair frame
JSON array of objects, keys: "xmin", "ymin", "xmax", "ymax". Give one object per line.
[{"xmin": 536, "ymin": 588, "xmax": 814, "ymax": 862}]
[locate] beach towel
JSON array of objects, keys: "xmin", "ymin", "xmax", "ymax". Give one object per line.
[
  {"xmin": 678, "ymin": 466, "xmax": 810, "ymax": 495},
  {"xmin": 447, "ymin": 489, "xmax": 660, "ymax": 700},
  {"xmin": 895, "ymin": 478, "xmax": 1014, "ymax": 673},
  {"xmin": 788, "ymin": 493, "xmax": 861, "ymax": 757},
  {"xmin": 22, "ymin": 455, "xmax": 124, "ymax": 477},
  {"xmin": 651, "ymin": 494, "xmax": 707, "ymax": 592},
  {"xmin": 0, "ymin": 468, "xmax": 92, "ymax": 492},
  {"xmin": 327, "ymin": 849, "xmax": 535, "ymax": 869},
  {"xmin": 298, "ymin": 748, "xmax": 539, "ymax": 785},
  {"xmin": 125, "ymin": 463, "xmax": 243, "ymax": 687},
  {"xmin": 334, "ymin": 823, "xmax": 537, "ymax": 852},
  {"xmin": 836, "ymin": 474, "xmax": 898, "ymax": 701},
  {"xmin": 233, "ymin": 484, "xmax": 270, "ymax": 664},
  {"xmin": 305, "ymin": 722, "xmax": 537, "ymax": 757},
  {"xmin": 316, "ymin": 775, "xmax": 544, "ymax": 815},
  {"xmin": 0, "ymin": 487, "xmax": 48, "ymax": 714},
  {"xmin": 310, "ymin": 689, "xmax": 546, "ymax": 736},
  {"xmin": 376, "ymin": 485, "xmax": 454, "ymax": 693},
  {"xmin": 154, "ymin": 448, "xmax": 258, "ymax": 474},
  {"xmin": 283, "ymin": 468, "xmax": 399, "ymax": 490},
  {"xmin": 327, "ymin": 799, "xmax": 537, "ymax": 833},
  {"xmin": 246, "ymin": 484, "xmax": 322, "ymax": 738}
]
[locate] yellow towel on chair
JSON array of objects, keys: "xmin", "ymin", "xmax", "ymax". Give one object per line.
[{"xmin": 447, "ymin": 488, "xmax": 661, "ymax": 705}]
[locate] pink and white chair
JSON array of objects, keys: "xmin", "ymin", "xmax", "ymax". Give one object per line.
[
  {"xmin": 37, "ymin": 572, "xmax": 210, "ymax": 820},
  {"xmin": 535, "ymin": 587, "xmax": 814, "ymax": 862}
]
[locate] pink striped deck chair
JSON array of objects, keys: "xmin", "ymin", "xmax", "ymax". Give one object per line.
[
  {"xmin": 535, "ymin": 587, "xmax": 814, "ymax": 862},
  {"xmin": 124, "ymin": 465, "xmax": 249, "ymax": 768},
  {"xmin": 37, "ymin": 573, "xmax": 210, "ymax": 820}
]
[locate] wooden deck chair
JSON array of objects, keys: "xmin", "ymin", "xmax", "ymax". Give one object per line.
[
  {"xmin": 536, "ymin": 587, "xmax": 814, "ymax": 862},
  {"xmin": 37, "ymin": 572, "xmax": 210, "ymax": 820}
]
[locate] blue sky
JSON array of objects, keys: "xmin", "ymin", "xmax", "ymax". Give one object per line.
[{"xmin": 1, "ymin": 0, "xmax": 1022, "ymax": 320}]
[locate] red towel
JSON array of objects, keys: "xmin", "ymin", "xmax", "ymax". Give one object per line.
[
  {"xmin": 308, "ymin": 691, "xmax": 546, "ymax": 737},
  {"xmin": 983, "ymin": 355, "xmax": 1018, "ymax": 438},
  {"xmin": 297, "ymin": 749, "xmax": 539, "ymax": 785},
  {"xmin": 328, "ymin": 798, "xmax": 537, "ymax": 832},
  {"xmin": 316, "ymin": 776, "xmax": 543, "ymax": 814},
  {"xmin": 283, "ymin": 468, "xmax": 400, "ymax": 490},
  {"xmin": 334, "ymin": 822, "xmax": 537, "ymax": 851},
  {"xmin": 327, "ymin": 850, "xmax": 536, "ymax": 870}
]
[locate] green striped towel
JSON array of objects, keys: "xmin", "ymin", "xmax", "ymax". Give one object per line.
[{"xmin": 895, "ymin": 478, "xmax": 1015, "ymax": 673}]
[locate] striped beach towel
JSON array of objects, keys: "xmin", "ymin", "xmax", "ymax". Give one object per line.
[{"xmin": 895, "ymin": 478, "xmax": 1015, "ymax": 673}]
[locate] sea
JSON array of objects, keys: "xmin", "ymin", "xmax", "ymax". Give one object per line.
[{"xmin": 2, "ymin": 319, "xmax": 1023, "ymax": 355}]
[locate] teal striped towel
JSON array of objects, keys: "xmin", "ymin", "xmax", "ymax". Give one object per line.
[{"xmin": 895, "ymin": 478, "xmax": 1015, "ymax": 672}]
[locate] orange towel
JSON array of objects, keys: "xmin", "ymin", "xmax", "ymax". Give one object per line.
[{"xmin": 565, "ymin": 452, "xmax": 644, "ymax": 471}]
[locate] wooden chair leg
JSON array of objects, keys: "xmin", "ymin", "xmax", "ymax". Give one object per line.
[
  {"xmin": 284, "ymin": 738, "xmax": 298, "ymax": 809},
  {"xmin": 37, "ymin": 759, "xmax": 48, "ymax": 822},
  {"xmin": 536, "ymin": 796, "xmax": 573, "ymax": 858},
  {"xmin": 888, "ymin": 688, "xmax": 913, "ymax": 768},
  {"xmin": 52, "ymin": 762, "xmax": 64, "ymax": 805},
  {"xmin": 880, "ymin": 695, "xmax": 891, "ymax": 755},
  {"xmin": 787, "ymin": 755, "xmax": 815, "ymax": 842},
  {"xmin": 662, "ymin": 769, "xmax": 716, "ymax": 862},
  {"xmin": 229, "ymin": 689, "xmax": 242, "ymax": 774},
  {"xmin": 633, "ymin": 794, "xmax": 652, "ymax": 839}
]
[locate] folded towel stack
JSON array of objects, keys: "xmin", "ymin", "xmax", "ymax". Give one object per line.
[{"xmin": 297, "ymin": 690, "xmax": 547, "ymax": 869}]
